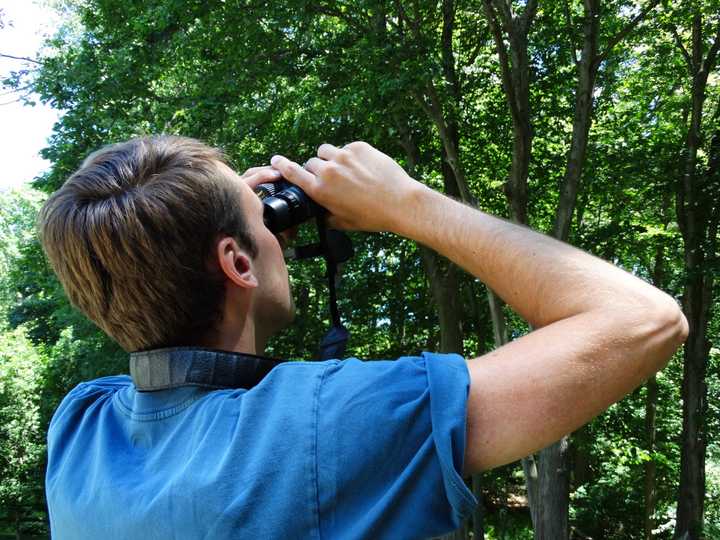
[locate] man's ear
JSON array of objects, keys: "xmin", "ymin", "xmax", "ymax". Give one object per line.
[{"xmin": 216, "ymin": 237, "xmax": 258, "ymax": 289}]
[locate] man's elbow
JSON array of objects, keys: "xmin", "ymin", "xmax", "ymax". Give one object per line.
[
  {"xmin": 669, "ymin": 304, "xmax": 689, "ymax": 351},
  {"xmin": 657, "ymin": 293, "xmax": 689, "ymax": 343},
  {"xmin": 648, "ymin": 295, "xmax": 689, "ymax": 369}
]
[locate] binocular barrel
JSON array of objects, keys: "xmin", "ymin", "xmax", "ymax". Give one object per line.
[{"xmin": 255, "ymin": 180, "xmax": 323, "ymax": 234}]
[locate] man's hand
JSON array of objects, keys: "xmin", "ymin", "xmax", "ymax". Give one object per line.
[{"xmin": 270, "ymin": 142, "xmax": 425, "ymax": 232}]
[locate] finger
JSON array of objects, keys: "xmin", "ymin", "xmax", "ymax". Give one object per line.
[
  {"xmin": 243, "ymin": 168, "xmax": 282, "ymax": 190},
  {"xmin": 240, "ymin": 165, "xmax": 273, "ymax": 178},
  {"xmin": 304, "ymin": 157, "xmax": 329, "ymax": 176},
  {"xmin": 270, "ymin": 155, "xmax": 316, "ymax": 192},
  {"xmin": 317, "ymin": 143, "xmax": 341, "ymax": 161},
  {"xmin": 342, "ymin": 141, "xmax": 370, "ymax": 153},
  {"xmin": 240, "ymin": 166, "xmax": 263, "ymax": 178}
]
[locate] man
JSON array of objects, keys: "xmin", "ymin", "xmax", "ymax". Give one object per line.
[{"xmin": 40, "ymin": 135, "xmax": 687, "ymax": 539}]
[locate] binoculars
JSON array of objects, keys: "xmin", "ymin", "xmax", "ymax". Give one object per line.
[{"xmin": 255, "ymin": 180, "xmax": 323, "ymax": 234}]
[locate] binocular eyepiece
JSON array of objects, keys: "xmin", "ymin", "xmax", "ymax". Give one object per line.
[{"xmin": 255, "ymin": 180, "xmax": 324, "ymax": 234}]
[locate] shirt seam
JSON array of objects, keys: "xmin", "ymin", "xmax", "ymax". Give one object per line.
[
  {"xmin": 313, "ymin": 361, "xmax": 335, "ymax": 540},
  {"xmin": 113, "ymin": 391, "xmax": 206, "ymax": 421}
]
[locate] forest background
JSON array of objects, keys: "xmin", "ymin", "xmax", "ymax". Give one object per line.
[{"xmin": 0, "ymin": 0, "xmax": 719, "ymax": 539}]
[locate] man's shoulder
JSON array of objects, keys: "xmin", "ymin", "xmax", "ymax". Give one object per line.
[
  {"xmin": 46, "ymin": 375, "xmax": 131, "ymax": 451},
  {"xmin": 313, "ymin": 352, "xmax": 464, "ymax": 382},
  {"xmin": 61, "ymin": 374, "xmax": 132, "ymax": 404}
]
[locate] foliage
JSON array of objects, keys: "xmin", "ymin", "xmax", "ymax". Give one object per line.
[
  {"xmin": 1, "ymin": 0, "xmax": 719, "ymax": 537},
  {"xmin": 0, "ymin": 326, "xmax": 48, "ymax": 537}
]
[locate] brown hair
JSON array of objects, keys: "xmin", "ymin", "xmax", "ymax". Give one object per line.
[{"xmin": 38, "ymin": 135, "xmax": 258, "ymax": 351}]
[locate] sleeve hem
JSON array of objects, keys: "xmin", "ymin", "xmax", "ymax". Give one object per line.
[{"xmin": 423, "ymin": 351, "xmax": 479, "ymax": 520}]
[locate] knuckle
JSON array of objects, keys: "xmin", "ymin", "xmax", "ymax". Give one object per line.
[
  {"xmin": 283, "ymin": 160, "xmax": 302, "ymax": 175},
  {"xmin": 323, "ymin": 161, "xmax": 340, "ymax": 176},
  {"xmin": 345, "ymin": 141, "xmax": 367, "ymax": 151},
  {"xmin": 335, "ymin": 151, "xmax": 351, "ymax": 165}
]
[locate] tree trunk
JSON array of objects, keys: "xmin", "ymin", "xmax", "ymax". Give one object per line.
[
  {"xmin": 644, "ymin": 374, "xmax": 658, "ymax": 540},
  {"xmin": 472, "ymin": 473, "xmax": 486, "ymax": 540},
  {"xmin": 541, "ymin": 1, "xmax": 658, "ymax": 535},
  {"xmin": 419, "ymin": 247, "xmax": 464, "ymax": 354},
  {"xmin": 645, "ymin": 224, "xmax": 669, "ymax": 540},
  {"xmin": 483, "ymin": 1, "xmax": 540, "ymax": 532},
  {"xmin": 397, "ymin": 122, "xmax": 465, "ymax": 358},
  {"xmin": 14, "ymin": 508, "xmax": 22, "ymax": 540},
  {"xmin": 552, "ymin": 0, "xmax": 599, "ymax": 241},
  {"xmin": 676, "ymin": 275, "xmax": 711, "ymax": 539},
  {"xmin": 535, "ymin": 4, "xmax": 602, "ymax": 532},
  {"xmin": 536, "ymin": 438, "xmax": 570, "ymax": 539},
  {"xmin": 674, "ymin": 13, "xmax": 720, "ymax": 538}
]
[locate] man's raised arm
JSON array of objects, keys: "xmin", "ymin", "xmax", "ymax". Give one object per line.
[{"xmin": 270, "ymin": 142, "xmax": 688, "ymax": 474}]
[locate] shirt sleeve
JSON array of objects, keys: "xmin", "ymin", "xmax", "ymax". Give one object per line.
[{"xmin": 315, "ymin": 352, "xmax": 478, "ymax": 540}]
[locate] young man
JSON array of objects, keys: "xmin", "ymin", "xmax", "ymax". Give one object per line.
[{"xmin": 40, "ymin": 135, "xmax": 687, "ymax": 539}]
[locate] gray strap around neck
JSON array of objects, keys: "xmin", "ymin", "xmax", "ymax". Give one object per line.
[{"xmin": 129, "ymin": 348, "xmax": 288, "ymax": 392}]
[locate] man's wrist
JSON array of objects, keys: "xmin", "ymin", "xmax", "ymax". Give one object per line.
[
  {"xmin": 392, "ymin": 183, "xmax": 453, "ymax": 247},
  {"xmin": 389, "ymin": 181, "xmax": 438, "ymax": 240}
]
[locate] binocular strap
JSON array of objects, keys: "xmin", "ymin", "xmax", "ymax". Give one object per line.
[{"xmin": 129, "ymin": 348, "xmax": 289, "ymax": 392}]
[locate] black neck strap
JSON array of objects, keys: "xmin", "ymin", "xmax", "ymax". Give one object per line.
[
  {"xmin": 316, "ymin": 216, "xmax": 350, "ymax": 361},
  {"xmin": 129, "ymin": 347, "xmax": 289, "ymax": 392}
]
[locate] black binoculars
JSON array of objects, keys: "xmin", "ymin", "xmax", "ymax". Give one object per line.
[{"xmin": 255, "ymin": 180, "xmax": 324, "ymax": 234}]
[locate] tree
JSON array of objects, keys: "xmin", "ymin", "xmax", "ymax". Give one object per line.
[
  {"xmin": 670, "ymin": 3, "xmax": 720, "ymax": 535},
  {"xmin": 6, "ymin": 0, "xmax": 720, "ymax": 536}
]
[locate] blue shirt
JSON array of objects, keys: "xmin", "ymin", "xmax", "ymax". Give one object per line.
[{"xmin": 46, "ymin": 352, "xmax": 478, "ymax": 539}]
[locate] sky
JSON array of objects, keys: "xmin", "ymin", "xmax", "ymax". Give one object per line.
[{"xmin": 0, "ymin": 1, "xmax": 63, "ymax": 191}]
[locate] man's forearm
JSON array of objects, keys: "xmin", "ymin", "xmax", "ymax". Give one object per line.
[{"xmin": 394, "ymin": 184, "xmax": 681, "ymax": 328}]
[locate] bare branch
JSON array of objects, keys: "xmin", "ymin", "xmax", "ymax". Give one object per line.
[
  {"xmin": 563, "ymin": 0, "xmax": 578, "ymax": 65},
  {"xmin": 441, "ymin": 0, "xmax": 461, "ymax": 101},
  {"xmin": 596, "ymin": 0, "xmax": 660, "ymax": 64},
  {"xmin": 521, "ymin": 0, "xmax": 539, "ymax": 34},
  {"xmin": 704, "ymin": 21, "xmax": 720, "ymax": 73},
  {"xmin": 0, "ymin": 53, "xmax": 41, "ymax": 64},
  {"xmin": 460, "ymin": 32, "xmax": 487, "ymax": 70},
  {"xmin": 0, "ymin": 84, "xmax": 32, "ymax": 97},
  {"xmin": 483, "ymin": 0, "xmax": 520, "ymax": 123},
  {"xmin": 490, "ymin": 0, "xmax": 513, "ymax": 33},
  {"xmin": 411, "ymin": 87, "xmax": 437, "ymax": 124},
  {"xmin": 669, "ymin": 24, "xmax": 694, "ymax": 70}
]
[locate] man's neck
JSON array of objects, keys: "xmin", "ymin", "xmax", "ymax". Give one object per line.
[{"xmin": 203, "ymin": 310, "xmax": 269, "ymax": 356}]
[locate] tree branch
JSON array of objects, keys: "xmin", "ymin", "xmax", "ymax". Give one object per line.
[
  {"xmin": 0, "ymin": 84, "xmax": 32, "ymax": 97},
  {"xmin": 520, "ymin": 0, "xmax": 539, "ymax": 34},
  {"xmin": 460, "ymin": 32, "xmax": 486, "ymax": 70},
  {"xmin": 703, "ymin": 21, "xmax": 720, "ymax": 74},
  {"xmin": 0, "ymin": 53, "xmax": 41, "ymax": 64},
  {"xmin": 596, "ymin": 0, "xmax": 660, "ymax": 64},
  {"xmin": 483, "ymin": 0, "xmax": 520, "ymax": 123},
  {"xmin": 441, "ymin": 0, "xmax": 461, "ymax": 101},
  {"xmin": 490, "ymin": 0, "xmax": 513, "ymax": 33},
  {"xmin": 563, "ymin": 0, "xmax": 578, "ymax": 65},
  {"xmin": 411, "ymin": 86, "xmax": 440, "ymax": 128},
  {"xmin": 669, "ymin": 24, "xmax": 694, "ymax": 70}
]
